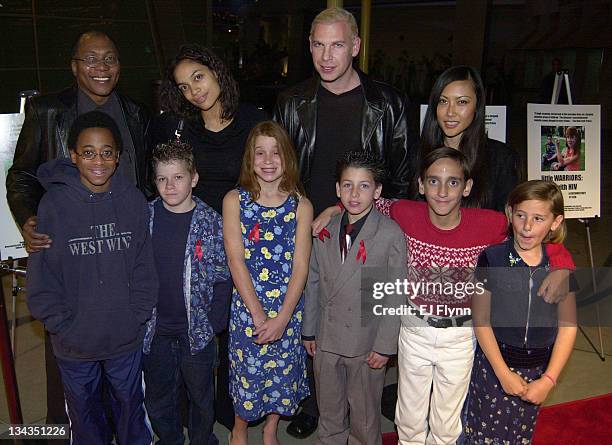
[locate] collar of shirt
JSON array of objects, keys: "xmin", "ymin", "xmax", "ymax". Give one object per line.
[
  {"xmin": 339, "ymin": 206, "xmax": 372, "ymax": 243},
  {"xmin": 77, "ymin": 88, "xmax": 119, "ymax": 115}
]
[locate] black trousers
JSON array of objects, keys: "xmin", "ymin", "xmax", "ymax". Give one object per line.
[
  {"xmin": 300, "ymin": 355, "xmax": 319, "ymax": 418},
  {"xmin": 215, "ymin": 329, "xmax": 235, "ymax": 429}
]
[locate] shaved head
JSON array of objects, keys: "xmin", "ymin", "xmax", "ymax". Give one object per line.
[{"xmin": 71, "ymin": 31, "xmax": 118, "ymax": 58}]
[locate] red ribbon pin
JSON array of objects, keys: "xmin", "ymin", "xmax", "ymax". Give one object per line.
[
  {"xmin": 318, "ymin": 228, "xmax": 331, "ymax": 242},
  {"xmin": 248, "ymin": 222, "xmax": 260, "ymax": 243},
  {"xmin": 194, "ymin": 239, "xmax": 203, "ymax": 261},
  {"xmin": 356, "ymin": 240, "xmax": 366, "ymax": 264}
]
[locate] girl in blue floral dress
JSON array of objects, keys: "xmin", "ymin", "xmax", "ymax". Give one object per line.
[{"xmin": 223, "ymin": 121, "xmax": 312, "ymax": 445}]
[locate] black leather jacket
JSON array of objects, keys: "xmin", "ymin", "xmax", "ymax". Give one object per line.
[
  {"xmin": 6, "ymin": 86, "xmax": 150, "ymax": 227},
  {"xmin": 273, "ymin": 70, "xmax": 416, "ymax": 199}
]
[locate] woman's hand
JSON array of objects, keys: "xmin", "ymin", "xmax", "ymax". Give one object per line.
[{"xmin": 254, "ymin": 313, "xmax": 290, "ymax": 344}]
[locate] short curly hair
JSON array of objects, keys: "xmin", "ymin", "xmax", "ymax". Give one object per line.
[
  {"xmin": 67, "ymin": 110, "xmax": 122, "ymax": 153},
  {"xmin": 160, "ymin": 43, "xmax": 239, "ymax": 121},
  {"xmin": 151, "ymin": 139, "xmax": 196, "ymax": 175}
]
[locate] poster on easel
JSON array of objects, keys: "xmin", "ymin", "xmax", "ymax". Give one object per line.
[
  {"xmin": 0, "ymin": 113, "xmax": 26, "ymax": 260},
  {"xmin": 527, "ymin": 104, "xmax": 601, "ymax": 219},
  {"xmin": 420, "ymin": 104, "xmax": 507, "ymax": 143}
]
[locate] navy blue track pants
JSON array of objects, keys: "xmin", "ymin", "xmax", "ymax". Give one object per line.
[{"xmin": 56, "ymin": 348, "xmax": 151, "ymax": 445}]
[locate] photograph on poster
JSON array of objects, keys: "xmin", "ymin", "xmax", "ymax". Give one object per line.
[
  {"xmin": 540, "ymin": 125, "xmax": 585, "ymax": 171},
  {"xmin": 527, "ymin": 103, "xmax": 600, "ymax": 219}
]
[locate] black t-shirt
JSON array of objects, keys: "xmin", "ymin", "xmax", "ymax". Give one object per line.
[
  {"xmin": 149, "ymin": 104, "xmax": 268, "ymax": 213},
  {"xmin": 309, "ymin": 85, "xmax": 363, "ymax": 216},
  {"xmin": 152, "ymin": 200, "xmax": 194, "ymax": 336}
]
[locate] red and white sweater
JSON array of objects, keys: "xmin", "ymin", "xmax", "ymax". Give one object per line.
[{"xmin": 377, "ymin": 199, "xmax": 574, "ymax": 310}]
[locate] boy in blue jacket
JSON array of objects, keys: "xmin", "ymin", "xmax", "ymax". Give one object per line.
[
  {"xmin": 142, "ymin": 139, "xmax": 231, "ymax": 445},
  {"xmin": 26, "ymin": 110, "xmax": 157, "ymax": 445}
]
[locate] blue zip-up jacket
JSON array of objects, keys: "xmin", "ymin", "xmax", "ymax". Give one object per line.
[
  {"xmin": 143, "ymin": 196, "xmax": 231, "ymax": 355},
  {"xmin": 26, "ymin": 159, "xmax": 158, "ymax": 361},
  {"xmin": 477, "ymin": 238, "xmax": 559, "ymax": 349}
]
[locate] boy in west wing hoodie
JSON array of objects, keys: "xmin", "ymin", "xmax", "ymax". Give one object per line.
[{"xmin": 26, "ymin": 111, "xmax": 157, "ymax": 445}]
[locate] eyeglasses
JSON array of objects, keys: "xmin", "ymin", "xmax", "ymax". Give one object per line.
[
  {"xmin": 72, "ymin": 55, "xmax": 119, "ymax": 68},
  {"xmin": 74, "ymin": 150, "xmax": 117, "ymax": 161}
]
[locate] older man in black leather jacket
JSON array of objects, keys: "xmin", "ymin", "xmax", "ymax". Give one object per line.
[
  {"xmin": 7, "ymin": 30, "xmax": 150, "ymax": 252},
  {"xmin": 274, "ymin": 7, "xmax": 417, "ymax": 439},
  {"xmin": 5, "ymin": 30, "xmax": 150, "ymax": 433}
]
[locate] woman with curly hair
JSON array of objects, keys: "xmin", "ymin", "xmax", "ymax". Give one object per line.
[
  {"xmin": 150, "ymin": 43, "xmax": 267, "ymax": 214},
  {"xmin": 147, "ymin": 43, "xmax": 266, "ymax": 441}
]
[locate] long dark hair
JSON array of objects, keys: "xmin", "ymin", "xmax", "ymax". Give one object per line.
[
  {"xmin": 418, "ymin": 65, "xmax": 488, "ymax": 208},
  {"xmin": 160, "ymin": 43, "xmax": 239, "ymax": 121}
]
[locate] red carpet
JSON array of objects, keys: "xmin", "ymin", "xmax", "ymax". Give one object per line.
[
  {"xmin": 381, "ymin": 393, "xmax": 612, "ymax": 445},
  {"xmin": 532, "ymin": 393, "xmax": 612, "ymax": 444}
]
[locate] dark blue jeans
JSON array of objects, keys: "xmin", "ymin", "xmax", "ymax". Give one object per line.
[{"xmin": 143, "ymin": 334, "xmax": 218, "ymax": 445}]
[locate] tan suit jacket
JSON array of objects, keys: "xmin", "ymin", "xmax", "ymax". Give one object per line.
[{"xmin": 303, "ymin": 208, "xmax": 407, "ymax": 357}]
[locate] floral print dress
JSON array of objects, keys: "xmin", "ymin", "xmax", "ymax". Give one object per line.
[
  {"xmin": 228, "ymin": 188, "xmax": 309, "ymax": 421},
  {"xmin": 463, "ymin": 241, "xmax": 556, "ymax": 444},
  {"xmin": 463, "ymin": 346, "xmax": 548, "ymax": 444}
]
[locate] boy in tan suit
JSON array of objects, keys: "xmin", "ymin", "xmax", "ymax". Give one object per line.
[{"xmin": 302, "ymin": 150, "xmax": 407, "ymax": 445}]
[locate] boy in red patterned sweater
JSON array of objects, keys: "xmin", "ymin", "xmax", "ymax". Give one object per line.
[{"xmin": 384, "ymin": 147, "xmax": 573, "ymax": 445}]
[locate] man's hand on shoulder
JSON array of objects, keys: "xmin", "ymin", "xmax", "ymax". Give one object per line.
[{"xmin": 22, "ymin": 216, "xmax": 52, "ymax": 253}]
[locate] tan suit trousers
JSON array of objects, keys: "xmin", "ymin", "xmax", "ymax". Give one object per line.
[{"xmin": 314, "ymin": 350, "xmax": 385, "ymax": 445}]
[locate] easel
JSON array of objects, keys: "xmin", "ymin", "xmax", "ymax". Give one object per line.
[
  {"xmin": 7, "ymin": 263, "xmax": 26, "ymax": 351},
  {"xmin": 552, "ymin": 71, "xmax": 605, "ymax": 361},
  {"xmin": 0, "ymin": 90, "xmax": 39, "ymax": 432},
  {"xmin": 0, "ymin": 265, "xmax": 23, "ymax": 426},
  {"xmin": 550, "ymin": 69, "xmax": 573, "ymax": 105},
  {"xmin": 8, "ymin": 91, "xmax": 38, "ymax": 353}
]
